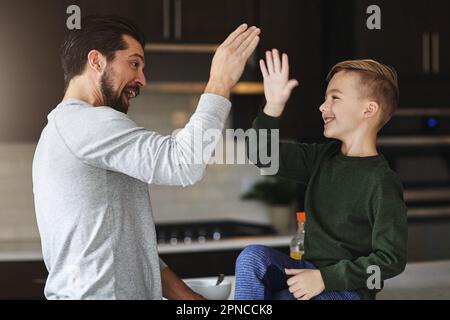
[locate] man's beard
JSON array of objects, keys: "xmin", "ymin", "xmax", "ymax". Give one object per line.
[{"xmin": 100, "ymin": 67, "xmax": 140, "ymax": 114}]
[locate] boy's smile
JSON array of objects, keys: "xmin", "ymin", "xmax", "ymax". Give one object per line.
[{"xmin": 319, "ymin": 71, "xmax": 372, "ymax": 142}]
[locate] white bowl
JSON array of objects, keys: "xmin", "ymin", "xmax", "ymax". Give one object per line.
[{"xmin": 185, "ymin": 278, "xmax": 232, "ymax": 300}]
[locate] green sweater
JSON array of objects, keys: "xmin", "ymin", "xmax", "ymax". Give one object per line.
[{"xmin": 251, "ymin": 111, "xmax": 408, "ymax": 300}]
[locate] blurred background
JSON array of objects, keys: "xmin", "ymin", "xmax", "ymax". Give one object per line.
[{"xmin": 0, "ymin": 0, "xmax": 449, "ymax": 299}]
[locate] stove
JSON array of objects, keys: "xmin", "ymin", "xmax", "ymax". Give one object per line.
[{"xmin": 155, "ymin": 220, "xmax": 276, "ymax": 245}]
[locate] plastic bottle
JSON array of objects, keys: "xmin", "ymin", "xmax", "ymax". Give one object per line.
[{"xmin": 290, "ymin": 212, "xmax": 306, "ymax": 260}]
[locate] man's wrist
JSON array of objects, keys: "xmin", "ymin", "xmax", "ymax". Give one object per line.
[{"xmin": 205, "ymin": 79, "xmax": 231, "ymax": 100}]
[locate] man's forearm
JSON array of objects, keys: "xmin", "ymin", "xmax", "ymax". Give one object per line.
[{"xmin": 161, "ymin": 267, "xmax": 205, "ymax": 300}]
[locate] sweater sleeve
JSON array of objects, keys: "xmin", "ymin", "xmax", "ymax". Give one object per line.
[
  {"xmin": 54, "ymin": 94, "xmax": 231, "ymax": 187},
  {"xmin": 248, "ymin": 110, "xmax": 338, "ymax": 184},
  {"xmin": 319, "ymin": 171, "xmax": 408, "ymax": 292}
]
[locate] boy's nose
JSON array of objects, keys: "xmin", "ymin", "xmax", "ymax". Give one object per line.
[{"xmin": 319, "ymin": 103, "xmax": 327, "ymax": 112}]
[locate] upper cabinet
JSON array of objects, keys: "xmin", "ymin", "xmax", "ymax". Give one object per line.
[
  {"xmin": 323, "ymin": 0, "xmax": 450, "ymax": 107},
  {"xmin": 354, "ymin": 0, "xmax": 431, "ymax": 77},
  {"xmin": 354, "ymin": 0, "xmax": 450, "ymax": 79},
  {"xmin": 141, "ymin": 0, "xmax": 258, "ymax": 43},
  {"xmin": 429, "ymin": 0, "xmax": 450, "ymax": 77},
  {"xmin": 79, "ymin": 0, "xmax": 258, "ymax": 43},
  {"xmin": 78, "ymin": 0, "xmax": 141, "ymax": 22}
]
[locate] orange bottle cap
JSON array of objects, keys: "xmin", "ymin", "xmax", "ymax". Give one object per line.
[{"xmin": 296, "ymin": 211, "xmax": 306, "ymax": 222}]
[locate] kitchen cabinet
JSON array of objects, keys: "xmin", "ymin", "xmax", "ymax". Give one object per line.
[
  {"xmin": 354, "ymin": 0, "xmax": 450, "ymax": 78},
  {"xmin": 78, "ymin": 0, "xmax": 141, "ymax": 22},
  {"xmin": 429, "ymin": 0, "xmax": 450, "ymax": 77},
  {"xmin": 0, "ymin": 261, "xmax": 47, "ymax": 299},
  {"xmin": 354, "ymin": 0, "xmax": 431, "ymax": 77},
  {"xmin": 351, "ymin": 0, "xmax": 450, "ymax": 107},
  {"xmin": 141, "ymin": 0, "xmax": 258, "ymax": 43},
  {"xmin": 79, "ymin": 0, "xmax": 258, "ymax": 44}
]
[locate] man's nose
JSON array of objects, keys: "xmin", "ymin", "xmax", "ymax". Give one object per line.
[{"xmin": 136, "ymin": 71, "xmax": 146, "ymax": 87}]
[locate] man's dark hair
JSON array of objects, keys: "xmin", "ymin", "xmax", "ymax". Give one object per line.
[{"xmin": 60, "ymin": 15, "xmax": 145, "ymax": 90}]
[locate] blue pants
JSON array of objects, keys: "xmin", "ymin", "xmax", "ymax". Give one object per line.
[{"xmin": 234, "ymin": 245, "xmax": 360, "ymax": 300}]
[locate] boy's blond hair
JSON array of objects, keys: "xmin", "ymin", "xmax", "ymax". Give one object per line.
[{"xmin": 326, "ymin": 59, "xmax": 399, "ymax": 130}]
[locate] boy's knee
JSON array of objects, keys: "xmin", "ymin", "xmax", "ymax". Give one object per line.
[{"xmin": 236, "ymin": 245, "xmax": 270, "ymax": 267}]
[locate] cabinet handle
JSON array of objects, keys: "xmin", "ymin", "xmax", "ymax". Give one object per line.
[
  {"xmin": 163, "ymin": 0, "xmax": 171, "ymax": 40},
  {"xmin": 174, "ymin": 0, "xmax": 182, "ymax": 40},
  {"xmin": 32, "ymin": 278, "xmax": 46, "ymax": 285},
  {"xmin": 422, "ymin": 32, "xmax": 430, "ymax": 74},
  {"xmin": 431, "ymin": 32, "xmax": 440, "ymax": 74}
]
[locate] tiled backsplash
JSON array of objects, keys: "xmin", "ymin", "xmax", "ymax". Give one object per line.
[{"xmin": 0, "ymin": 92, "xmax": 269, "ymax": 241}]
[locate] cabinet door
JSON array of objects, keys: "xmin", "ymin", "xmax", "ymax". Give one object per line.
[
  {"xmin": 0, "ymin": 261, "xmax": 47, "ymax": 299},
  {"xmin": 140, "ymin": 0, "xmax": 168, "ymax": 42},
  {"xmin": 174, "ymin": 0, "xmax": 257, "ymax": 43},
  {"xmin": 80, "ymin": 0, "xmax": 166, "ymax": 43},
  {"xmin": 354, "ymin": 0, "xmax": 432, "ymax": 77},
  {"xmin": 429, "ymin": 0, "xmax": 450, "ymax": 77},
  {"xmin": 79, "ymin": 0, "xmax": 141, "ymax": 20}
]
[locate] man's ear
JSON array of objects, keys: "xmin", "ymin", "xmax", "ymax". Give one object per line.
[
  {"xmin": 86, "ymin": 50, "xmax": 106, "ymax": 74},
  {"xmin": 363, "ymin": 101, "xmax": 380, "ymax": 119}
]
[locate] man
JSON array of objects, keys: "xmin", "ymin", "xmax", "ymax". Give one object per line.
[{"xmin": 32, "ymin": 15, "xmax": 260, "ymax": 299}]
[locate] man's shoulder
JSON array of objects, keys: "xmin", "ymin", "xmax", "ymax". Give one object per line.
[
  {"xmin": 50, "ymin": 99, "xmax": 141, "ymax": 147},
  {"xmin": 53, "ymin": 99, "xmax": 127, "ymax": 122}
]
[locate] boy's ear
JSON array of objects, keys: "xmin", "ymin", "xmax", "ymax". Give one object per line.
[{"xmin": 363, "ymin": 101, "xmax": 380, "ymax": 119}]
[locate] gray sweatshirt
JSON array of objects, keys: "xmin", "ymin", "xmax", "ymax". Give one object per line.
[{"xmin": 32, "ymin": 93, "xmax": 231, "ymax": 299}]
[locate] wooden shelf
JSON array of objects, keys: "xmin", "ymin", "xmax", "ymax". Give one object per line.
[
  {"xmin": 145, "ymin": 43, "xmax": 219, "ymax": 53},
  {"xmin": 144, "ymin": 81, "xmax": 264, "ymax": 95}
]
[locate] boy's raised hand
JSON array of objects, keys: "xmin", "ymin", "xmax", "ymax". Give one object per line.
[{"xmin": 260, "ymin": 49, "xmax": 299, "ymax": 117}]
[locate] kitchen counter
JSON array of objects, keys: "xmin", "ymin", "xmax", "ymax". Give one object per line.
[
  {"xmin": 0, "ymin": 235, "xmax": 291, "ymax": 262},
  {"xmin": 0, "ymin": 241, "xmax": 43, "ymax": 261}
]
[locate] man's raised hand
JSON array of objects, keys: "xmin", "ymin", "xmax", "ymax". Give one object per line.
[{"xmin": 205, "ymin": 24, "xmax": 261, "ymax": 99}]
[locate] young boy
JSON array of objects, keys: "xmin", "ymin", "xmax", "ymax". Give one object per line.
[{"xmin": 235, "ymin": 50, "xmax": 408, "ymax": 300}]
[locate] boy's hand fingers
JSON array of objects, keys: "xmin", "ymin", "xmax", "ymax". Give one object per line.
[
  {"xmin": 265, "ymin": 51, "xmax": 274, "ymax": 74},
  {"xmin": 282, "ymin": 53, "xmax": 289, "ymax": 76},
  {"xmin": 272, "ymin": 49, "xmax": 281, "ymax": 73},
  {"xmin": 284, "ymin": 79, "xmax": 300, "ymax": 94},
  {"xmin": 288, "ymin": 281, "xmax": 304, "ymax": 293},
  {"xmin": 285, "ymin": 268, "xmax": 304, "ymax": 275},
  {"xmin": 259, "ymin": 59, "xmax": 269, "ymax": 78},
  {"xmin": 293, "ymin": 289, "xmax": 307, "ymax": 299}
]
